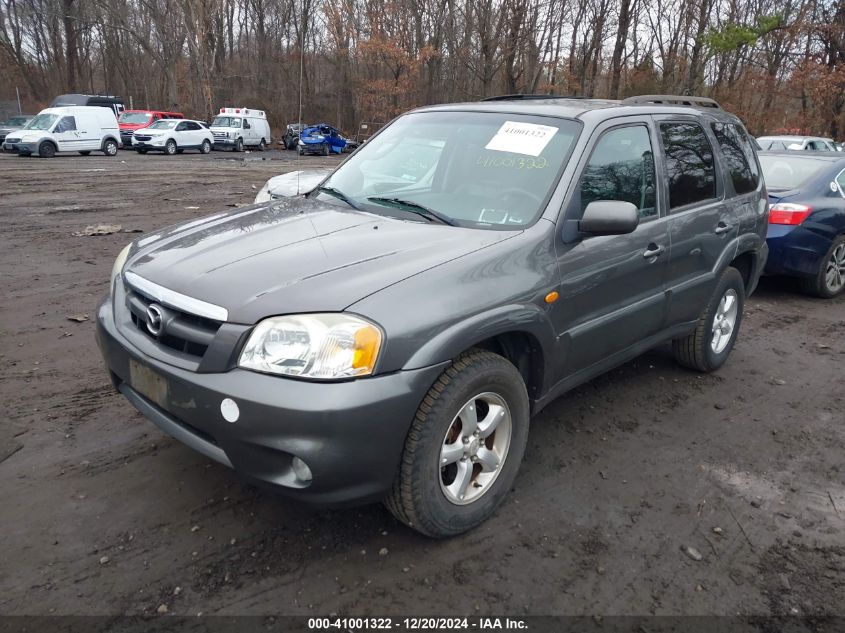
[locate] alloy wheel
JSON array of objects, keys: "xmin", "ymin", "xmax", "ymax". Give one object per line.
[
  {"xmin": 824, "ymin": 243, "xmax": 845, "ymax": 293},
  {"xmin": 439, "ymin": 392, "xmax": 512, "ymax": 505},
  {"xmin": 711, "ymin": 288, "xmax": 738, "ymax": 354}
]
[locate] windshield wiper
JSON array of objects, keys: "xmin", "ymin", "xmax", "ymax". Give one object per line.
[
  {"xmin": 314, "ymin": 186, "xmax": 361, "ymax": 210},
  {"xmin": 367, "ymin": 197, "xmax": 456, "ymax": 226}
]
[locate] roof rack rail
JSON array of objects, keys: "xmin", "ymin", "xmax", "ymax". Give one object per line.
[
  {"xmin": 480, "ymin": 94, "xmax": 591, "ymax": 101},
  {"xmin": 622, "ymin": 95, "xmax": 721, "ymax": 109}
]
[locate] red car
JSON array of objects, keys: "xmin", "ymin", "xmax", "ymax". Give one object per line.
[{"xmin": 118, "ymin": 110, "xmax": 184, "ymax": 147}]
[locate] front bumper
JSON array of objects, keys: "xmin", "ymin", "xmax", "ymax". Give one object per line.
[
  {"xmin": 96, "ymin": 295, "xmax": 445, "ymax": 506},
  {"xmin": 213, "ymin": 138, "xmax": 236, "ymax": 149},
  {"xmin": 132, "ymin": 141, "xmax": 165, "ymax": 151},
  {"xmin": 3, "ymin": 142, "xmax": 34, "ymax": 154}
]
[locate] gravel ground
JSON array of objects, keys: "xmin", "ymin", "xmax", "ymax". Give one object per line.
[{"xmin": 0, "ymin": 150, "xmax": 843, "ymax": 618}]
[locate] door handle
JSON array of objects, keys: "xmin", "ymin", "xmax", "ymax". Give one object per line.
[
  {"xmin": 642, "ymin": 244, "xmax": 665, "ymax": 259},
  {"xmin": 714, "ymin": 222, "xmax": 733, "ymax": 235}
]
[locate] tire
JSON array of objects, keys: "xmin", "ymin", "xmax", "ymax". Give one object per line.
[
  {"xmin": 200, "ymin": 139, "xmax": 211, "ymax": 154},
  {"xmin": 103, "ymin": 139, "xmax": 118, "ymax": 156},
  {"xmin": 385, "ymin": 350, "xmax": 530, "ymax": 537},
  {"xmin": 673, "ymin": 266, "xmax": 745, "ymax": 372},
  {"xmin": 38, "ymin": 141, "xmax": 56, "ymax": 158},
  {"xmin": 78, "ymin": 151, "xmax": 91, "ymax": 156},
  {"xmin": 322, "ymin": 143, "xmax": 330, "ymax": 156},
  {"xmin": 164, "ymin": 139, "xmax": 177, "ymax": 156},
  {"xmin": 258, "ymin": 139, "xmax": 266, "ymax": 151},
  {"xmin": 798, "ymin": 235, "xmax": 845, "ymax": 298},
  {"xmin": 298, "ymin": 146, "xmax": 304, "ymax": 156},
  {"xmin": 286, "ymin": 139, "xmax": 296, "ymax": 150},
  {"xmin": 235, "ymin": 138, "xmax": 244, "ymax": 152}
]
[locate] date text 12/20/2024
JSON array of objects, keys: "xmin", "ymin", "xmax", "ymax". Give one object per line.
[{"xmin": 308, "ymin": 617, "xmax": 528, "ymax": 630}]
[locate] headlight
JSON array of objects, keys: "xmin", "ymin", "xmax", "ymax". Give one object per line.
[
  {"xmin": 239, "ymin": 314, "xmax": 382, "ymax": 379},
  {"xmin": 254, "ymin": 181, "xmax": 271, "ymax": 204},
  {"xmin": 111, "ymin": 243, "xmax": 132, "ymax": 291}
]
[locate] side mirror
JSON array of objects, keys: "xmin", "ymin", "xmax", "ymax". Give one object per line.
[{"xmin": 579, "ymin": 200, "xmax": 640, "ymax": 236}]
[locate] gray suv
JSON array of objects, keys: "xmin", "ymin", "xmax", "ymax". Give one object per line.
[{"xmin": 97, "ymin": 94, "xmax": 768, "ymax": 537}]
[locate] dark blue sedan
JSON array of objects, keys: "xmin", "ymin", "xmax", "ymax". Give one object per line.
[{"xmin": 760, "ymin": 151, "xmax": 845, "ymax": 297}]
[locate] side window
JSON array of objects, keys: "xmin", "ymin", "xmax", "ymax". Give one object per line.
[
  {"xmin": 243, "ymin": 119, "xmax": 250, "ymax": 129},
  {"xmin": 55, "ymin": 116, "xmax": 76, "ymax": 133},
  {"xmin": 659, "ymin": 122, "xmax": 716, "ymax": 209},
  {"xmin": 175, "ymin": 122, "xmax": 187, "ymax": 132},
  {"xmin": 578, "ymin": 125, "xmax": 657, "ymax": 219},
  {"xmin": 711, "ymin": 122, "xmax": 760, "ymax": 195},
  {"xmin": 188, "ymin": 122, "xmax": 200, "ymax": 131}
]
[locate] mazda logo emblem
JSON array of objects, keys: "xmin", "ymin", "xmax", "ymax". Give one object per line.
[{"xmin": 146, "ymin": 304, "xmax": 164, "ymax": 336}]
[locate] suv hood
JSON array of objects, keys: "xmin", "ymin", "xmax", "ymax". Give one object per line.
[{"xmin": 124, "ymin": 197, "xmax": 517, "ymax": 324}]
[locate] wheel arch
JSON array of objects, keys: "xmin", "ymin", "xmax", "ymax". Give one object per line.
[
  {"xmin": 101, "ymin": 135, "xmax": 119, "ymax": 149},
  {"xmin": 402, "ymin": 305, "xmax": 555, "ymax": 401}
]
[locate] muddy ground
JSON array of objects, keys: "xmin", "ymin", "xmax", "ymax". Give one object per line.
[{"xmin": 0, "ymin": 149, "xmax": 843, "ymax": 619}]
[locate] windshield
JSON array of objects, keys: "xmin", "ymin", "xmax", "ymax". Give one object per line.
[
  {"xmin": 149, "ymin": 120, "xmax": 179, "ymax": 130},
  {"xmin": 5, "ymin": 116, "xmax": 30, "ymax": 126},
  {"xmin": 24, "ymin": 114, "xmax": 59, "ymax": 131},
  {"xmin": 759, "ymin": 155, "xmax": 828, "ymax": 190},
  {"xmin": 212, "ymin": 116, "xmax": 240, "ymax": 128},
  {"xmin": 119, "ymin": 112, "xmax": 152, "ymax": 124},
  {"xmin": 318, "ymin": 111, "xmax": 581, "ymax": 229}
]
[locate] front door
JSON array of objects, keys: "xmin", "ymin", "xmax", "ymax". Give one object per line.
[
  {"xmin": 552, "ymin": 118, "xmax": 670, "ymax": 380},
  {"xmin": 52, "ymin": 116, "xmax": 83, "ymax": 152}
]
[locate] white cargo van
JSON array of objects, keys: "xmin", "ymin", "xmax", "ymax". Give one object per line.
[
  {"xmin": 2, "ymin": 106, "xmax": 121, "ymax": 158},
  {"xmin": 210, "ymin": 107, "xmax": 272, "ymax": 152}
]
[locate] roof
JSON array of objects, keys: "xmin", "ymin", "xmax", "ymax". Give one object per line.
[{"xmin": 412, "ymin": 95, "xmax": 741, "ymax": 123}]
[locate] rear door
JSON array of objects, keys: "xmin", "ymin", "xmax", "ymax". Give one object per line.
[
  {"xmin": 553, "ymin": 116, "xmax": 670, "ymax": 378},
  {"xmin": 655, "ymin": 116, "xmax": 737, "ymax": 325},
  {"xmin": 709, "ymin": 121, "xmax": 765, "ymax": 233},
  {"xmin": 185, "ymin": 121, "xmax": 203, "ymax": 146}
]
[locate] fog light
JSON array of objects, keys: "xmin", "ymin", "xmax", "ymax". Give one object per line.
[{"xmin": 292, "ymin": 456, "xmax": 312, "ymax": 482}]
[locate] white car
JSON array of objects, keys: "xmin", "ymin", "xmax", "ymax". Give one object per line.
[
  {"xmin": 254, "ymin": 169, "xmax": 332, "ymax": 203},
  {"xmin": 132, "ymin": 119, "xmax": 213, "ymax": 155},
  {"xmin": 757, "ymin": 135, "xmax": 838, "ymax": 152}
]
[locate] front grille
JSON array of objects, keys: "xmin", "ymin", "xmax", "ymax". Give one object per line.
[
  {"xmin": 126, "ymin": 288, "xmax": 221, "ymax": 359},
  {"xmin": 212, "ymin": 132, "xmax": 227, "ymax": 139},
  {"xmin": 134, "ymin": 135, "xmax": 152, "ymax": 142}
]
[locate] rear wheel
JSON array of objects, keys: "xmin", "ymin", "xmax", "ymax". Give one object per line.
[
  {"xmin": 164, "ymin": 139, "xmax": 177, "ymax": 155},
  {"xmin": 385, "ymin": 350, "xmax": 529, "ymax": 537},
  {"xmin": 103, "ymin": 139, "xmax": 118, "ymax": 156},
  {"xmin": 258, "ymin": 138, "xmax": 266, "ymax": 151},
  {"xmin": 799, "ymin": 235, "xmax": 845, "ymax": 298},
  {"xmin": 38, "ymin": 141, "xmax": 56, "ymax": 158},
  {"xmin": 673, "ymin": 266, "xmax": 745, "ymax": 372},
  {"xmin": 200, "ymin": 139, "xmax": 211, "ymax": 154}
]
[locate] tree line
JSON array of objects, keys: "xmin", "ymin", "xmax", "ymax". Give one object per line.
[{"xmin": 1, "ymin": 0, "xmax": 843, "ymax": 138}]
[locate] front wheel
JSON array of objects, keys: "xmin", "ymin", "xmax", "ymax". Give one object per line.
[
  {"xmin": 799, "ymin": 235, "xmax": 845, "ymax": 298},
  {"xmin": 38, "ymin": 141, "xmax": 56, "ymax": 158},
  {"xmin": 385, "ymin": 350, "xmax": 530, "ymax": 537},
  {"xmin": 200, "ymin": 139, "xmax": 211, "ymax": 154},
  {"xmin": 234, "ymin": 138, "xmax": 244, "ymax": 152},
  {"xmin": 322, "ymin": 143, "xmax": 330, "ymax": 156},
  {"xmin": 673, "ymin": 266, "xmax": 745, "ymax": 372},
  {"xmin": 103, "ymin": 139, "xmax": 118, "ymax": 156},
  {"xmin": 164, "ymin": 139, "xmax": 177, "ymax": 155}
]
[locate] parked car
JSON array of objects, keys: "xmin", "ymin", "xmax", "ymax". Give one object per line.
[
  {"xmin": 298, "ymin": 124, "xmax": 351, "ymax": 155},
  {"xmin": 3, "ymin": 106, "xmax": 120, "ymax": 158},
  {"xmin": 0, "ymin": 114, "xmax": 35, "ymax": 144},
  {"xmin": 98, "ymin": 94, "xmax": 768, "ymax": 537},
  {"xmin": 757, "ymin": 135, "xmax": 838, "ymax": 152},
  {"xmin": 254, "ymin": 169, "xmax": 333, "ymax": 203},
  {"xmin": 132, "ymin": 119, "xmax": 213, "ymax": 155},
  {"xmin": 50, "ymin": 93, "xmax": 125, "ymax": 118},
  {"xmin": 759, "ymin": 151, "xmax": 845, "ymax": 297},
  {"xmin": 210, "ymin": 107, "xmax": 271, "ymax": 151},
  {"xmin": 118, "ymin": 110, "xmax": 184, "ymax": 147},
  {"xmin": 281, "ymin": 122, "xmax": 305, "ymax": 150}
]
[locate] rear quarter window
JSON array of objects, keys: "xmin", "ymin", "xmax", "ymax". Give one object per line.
[
  {"xmin": 711, "ymin": 122, "xmax": 760, "ymax": 195},
  {"xmin": 659, "ymin": 122, "xmax": 717, "ymax": 210}
]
